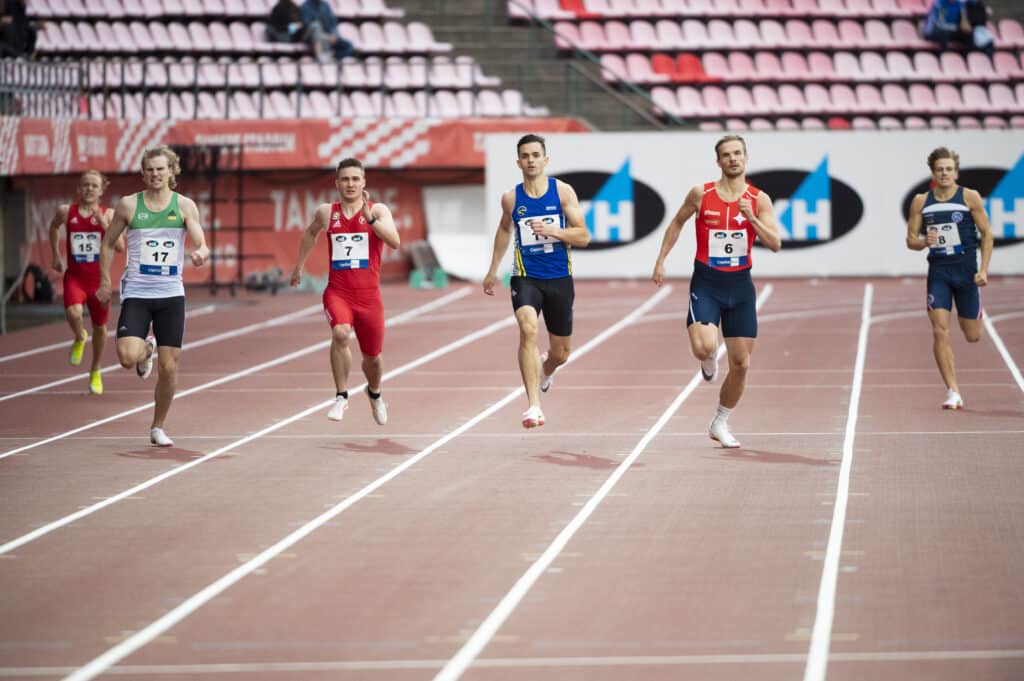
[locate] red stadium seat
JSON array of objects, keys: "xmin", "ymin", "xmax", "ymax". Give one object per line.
[
  {"xmin": 676, "ymin": 53, "xmax": 709, "ymax": 82},
  {"xmin": 651, "ymin": 52, "xmax": 677, "ymax": 80},
  {"xmin": 628, "ymin": 53, "xmax": 669, "ymax": 83}
]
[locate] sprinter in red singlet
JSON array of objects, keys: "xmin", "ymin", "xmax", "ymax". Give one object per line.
[
  {"xmin": 652, "ymin": 135, "xmax": 781, "ymax": 448},
  {"xmin": 289, "ymin": 157, "xmax": 401, "ymax": 425},
  {"xmin": 48, "ymin": 170, "xmax": 123, "ymax": 395}
]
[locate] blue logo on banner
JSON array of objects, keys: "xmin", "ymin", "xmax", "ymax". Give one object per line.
[
  {"xmin": 584, "ymin": 158, "xmax": 633, "ymax": 243},
  {"xmin": 559, "ymin": 162, "xmax": 665, "ymax": 251},
  {"xmin": 986, "ymin": 154, "xmax": 1024, "ymax": 239},
  {"xmin": 776, "ymin": 156, "xmax": 831, "ymax": 242}
]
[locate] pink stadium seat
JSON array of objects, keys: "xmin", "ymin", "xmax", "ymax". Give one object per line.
[
  {"xmin": 428, "ymin": 90, "xmax": 461, "ymax": 118},
  {"xmin": 75, "ymin": 21, "xmax": 99, "ymax": 49},
  {"xmin": 790, "ymin": 0, "xmax": 819, "ymax": 15},
  {"xmin": 872, "ymin": 0, "xmax": 909, "ymax": 16},
  {"xmin": 775, "ymin": 117, "xmax": 800, "ymax": 129},
  {"xmin": 182, "ymin": 0, "xmax": 203, "ymax": 15},
  {"xmin": 144, "ymin": 60, "xmax": 169, "ymax": 87},
  {"xmin": 863, "ymin": 19, "xmax": 892, "ymax": 47},
  {"xmin": 758, "ymin": 19, "xmax": 788, "ymax": 48},
  {"xmin": 627, "ymin": 53, "xmax": 668, "ymax": 83},
  {"xmin": 878, "ymin": 115, "xmax": 903, "ymax": 129},
  {"xmin": 728, "ymin": 52, "xmax": 757, "ymax": 80},
  {"xmin": 929, "ymin": 115, "xmax": 955, "ymax": 129},
  {"xmin": 172, "ymin": 92, "xmax": 196, "ymax": 119},
  {"xmin": 578, "ymin": 21, "xmax": 609, "ymax": 50},
  {"xmin": 605, "ymin": 20, "xmax": 634, "ymax": 50},
  {"xmin": 988, "ymin": 83, "xmax": 1017, "ymax": 113},
  {"xmin": 733, "ymin": 19, "xmax": 761, "ymax": 48},
  {"xmin": 896, "ymin": 0, "xmax": 927, "ymax": 12},
  {"xmin": 363, "ymin": 56, "xmax": 384, "ymax": 86},
  {"xmin": 818, "ymin": 0, "xmax": 853, "ymax": 16},
  {"xmin": 836, "ymin": 19, "xmax": 866, "ymax": 47},
  {"xmin": 967, "ymin": 52, "xmax": 1000, "ymax": 81},
  {"xmin": 807, "ymin": 51, "xmax": 836, "ymax": 80},
  {"xmin": 197, "ymin": 59, "xmax": 226, "ymax": 87},
  {"xmin": 801, "ymin": 117, "xmax": 825, "ymax": 129},
  {"xmin": 535, "ymin": 0, "xmax": 575, "ymax": 19},
  {"xmin": 227, "ymin": 91, "xmax": 257, "ymax": 118},
  {"xmin": 636, "ymin": 0, "xmax": 678, "ymax": 17},
  {"xmin": 651, "ymin": 86, "xmax": 682, "ymax": 117},
  {"xmin": 407, "ymin": 21, "xmax": 452, "ymax": 51},
  {"xmin": 754, "ymin": 51, "xmax": 784, "ymax": 80},
  {"xmin": 903, "ymin": 114, "xmax": 928, "ymax": 129},
  {"xmin": 143, "ymin": 92, "xmax": 168, "ymax": 119},
  {"xmin": 187, "ymin": 21, "xmax": 214, "ymax": 52},
  {"xmin": 829, "ymin": 83, "xmax": 860, "ymax": 112},
  {"xmin": 738, "ymin": 0, "xmax": 769, "ymax": 16},
  {"xmin": 676, "ymin": 85, "xmax": 708, "ymax": 117},
  {"xmin": 698, "ymin": 121, "xmax": 725, "ymax": 131},
  {"xmin": 258, "ymin": 59, "xmax": 282, "ymax": 87},
  {"xmin": 702, "ymin": 52, "xmax": 730, "ymax": 81},
  {"xmin": 629, "ymin": 20, "xmax": 659, "ymax": 49},
  {"xmin": 227, "ymin": 20, "xmax": 252, "ymax": 50},
  {"xmin": 245, "ymin": 0, "xmax": 269, "ymax": 14},
  {"xmin": 939, "ymin": 52, "xmax": 969, "ymax": 82},
  {"xmin": 885, "ymin": 51, "xmax": 913, "ymax": 80},
  {"xmin": 168, "ymin": 59, "xmax": 195, "ymax": 87},
  {"xmin": 203, "ymin": 0, "xmax": 225, "ymax": 13},
  {"xmin": 339, "ymin": 58, "xmax": 367, "ymax": 87},
  {"xmin": 778, "ymin": 83, "xmax": 809, "ymax": 114},
  {"xmin": 751, "ymin": 83, "xmax": 782, "ymax": 113},
  {"xmin": 764, "ymin": 0, "xmax": 797, "ymax": 16},
  {"xmin": 358, "ymin": 22, "xmax": 387, "ymax": 52},
  {"xmin": 1014, "ymin": 83, "xmax": 1024, "ymax": 108},
  {"xmin": 833, "ymin": 51, "xmax": 862, "ymax": 80},
  {"xmin": 682, "ymin": 19, "xmax": 709, "ymax": 47},
  {"xmin": 387, "ymin": 91, "xmax": 425, "ymax": 117},
  {"xmin": 891, "ymin": 18, "xmax": 928, "ymax": 48},
  {"xmin": 781, "ymin": 51, "xmax": 811, "ymax": 80},
  {"xmin": 95, "ymin": 22, "xmax": 122, "ymax": 52},
  {"xmin": 101, "ymin": 0, "xmax": 125, "ymax": 18},
  {"xmin": 1012, "ymin": 115, "xmax": 1024, "ymax": 128},
  {"xmin": 859, "ymin": 51, "xmax": 888, "ymax": 80},
  {"xmin": 726, "ymin": 84, "xmax": 757, "ymax": 115},
  {"xmin": 600, "ymin": 53, "xmax": 627, "ymax": 82},
  {"xmin": 426, "ymin": 56, "xmax": 461, "ymax": 88},
  {"xmin": 552, "ymin": 22, "xmax": 580, "ymax": 51},
  {"xmin": 845, "ymin": 0, "xmax": 877, "ymax": 17},
  {"xmin": 912, "ymin": 52, "xmax": 942, "ymax": 81},
  {"xmin": 851, "ymin": 116, "xmax": 876, "ymax": 129},
  {"xmin": 706, "ymin": 20, "xmax": 735, "ymax": 48},
  {"xmin": 208, "ymin": 22, "xmax": 231, "ymax": 50},
  {"xmin": 908, "ymin": 83, "xmax": 938, "ymax": 111},
  {"xmin": 196, "ymin": 91, "xmax": 225, "ymax": 119},
  {"xmin": 749, "ymin": 117, "xmax": 775, "ymax": 130},
  {"xmin": 299, "ymin": 91, "xmax": 331, "ymax": 118},
  {"xmin": 475, "ymin": 90, "xmax": 504, "ymax": 116},
  {"xmin": 784, "ymin": 19, "xmax": 813, "ymax": 48},
  {"xmin": 810, "ymin": 19, "xmax": 840, "ymax": 47},
  {"xmin": 382, "ymin": 22, "xmax": 409, "ymax": 53},
  {"xmin": 703, "ymin": 85, "xmax": 729, "ymax": 115},
  {"xmin": 996, "ymin": 19, "xmax": 1024, "ymax": 48},
  {"xmin": 982, "ymin": 115, "xmax": 1007, "ymax": 129},
  {"xmin": 654, "ymin": 19, "xmax": 685, "ymax": 48},
  {"xmin": 960, "ymin": 83, "xmax": 993, "ymax": 113},
  {"xmin": 506, "ymin": 0, "xmax": 530, "ymax": 16},
  {"xmin": 361, "ymin": 0, "xmax": 405, "ymax": 18},
  {"xmin": 804, "ymin": 83, "xmax": 833, "ymax": 114},
  {"xmin": 227, "ymin": 59, "xmax": 259, "ymax": 87},
  {"xmin": 854, "ymin": 83, "xmax": 884, "ymax": 112}
]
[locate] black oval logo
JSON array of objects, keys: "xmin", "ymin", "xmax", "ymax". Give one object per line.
[
  {"xmin": 900, "ymin": 168, "xmax": 1024, "ymax": 247},
  {"xmin": 557, "ymin": 171, "xmax": 665, "ymax": 251},
  {"xmin": 746, "ymin": 170, "xmax": 864, "ymax": 250}
]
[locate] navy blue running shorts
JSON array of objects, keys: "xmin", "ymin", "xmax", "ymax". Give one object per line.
[
  {"xmin": 927, "ymin": 262, "xmax": 981, "ymax": 320},
  {"xmin": 686, "ymin": 260, "xmax": 757, "ymax": 338}
]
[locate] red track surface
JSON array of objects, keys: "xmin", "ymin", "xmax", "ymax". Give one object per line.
[{"xmin": 1, "ymin": 278, "xmax": 1022, "ymax": 681}]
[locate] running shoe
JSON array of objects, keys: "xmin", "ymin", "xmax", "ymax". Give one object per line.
[
  {"xmin": 540, "ymin": 351, "xmax": 554, "ymax": 393},
  {"xmin": 942, "ymin": 390, "xmax": 964, "ymax": 410},
  {"xmin": 136, "ymin": 335, "xmax": 156, "ymax": 379},
  {"xmin": 69, "ymin": 332, "xmax": 87, "ymax": 366},
  {"xmin": 150, "ymin": 427, "xmax": 174, "ymax": 447},
  {"xmin": 522, "ymin": 405, "xmax": 545, "ymax": 429},
  {"xmin": 88, "ymin": 370, "xmax": 103, "ymax": 395},
  {"xmin": 709, "ymin": 418, "xmax": 740, "ymax": 448},
  {"xmin": 700, "ymin": 353, "xmax": 719, "ymax": 382},
  {"xmin": 367, "ymin": 388, "xmax": 388, "ymax": 425},
  {"xmin": 327, "ymin": 395, "xmax": 349, "ymax": 421}
]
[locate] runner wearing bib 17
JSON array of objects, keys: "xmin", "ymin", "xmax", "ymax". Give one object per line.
[
  {"xmin": 905, "ymin": 146, "xmax": 994, "ymax": 410},
  {"xmin": 48, "ymin": 170, "xmax": 122, "ymax": 395},
  {"xmin": 97, "ymin": 145, "xmax": 210, "ymax": 448},
  {"xmin": 652, "ymin": 135, "xmax": 781, "ymax": 449},
  {"xmin": 289, "ymin": 157, "xmax": 401, "ymax": 426}
]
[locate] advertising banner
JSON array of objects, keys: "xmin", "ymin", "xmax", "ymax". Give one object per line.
[{"xmin": 479, "ymin": 130, "xmax": 1024, "ymax": 279}]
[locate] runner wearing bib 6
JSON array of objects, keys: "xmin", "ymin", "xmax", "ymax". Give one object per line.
[
  {"xmin": 48, "ymin": 170, "xmax": 121, "ymax": 395},
  {"xmin": 652, "ymin": 135, "xmax": 781, "ymax": 449},
  {"xmin": 97, "ymin": 145, "xmax": 210, "ymax": 447},
  {"xmin": 905, "ymin": 146, "xmax": 994, "ymax": 410},
  {"xmin": 289, "ymin": 157, "xmax": 400, "ymax": 426}
]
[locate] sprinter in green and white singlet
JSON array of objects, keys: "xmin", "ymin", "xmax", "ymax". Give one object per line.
[{"xmin": 121, "ymin": 191, "xmax": 187, "ymax": 298}]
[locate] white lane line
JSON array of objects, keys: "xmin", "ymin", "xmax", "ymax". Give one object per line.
[
  {"xmin": 802, "ymin": 283, "xmax": 872, "ymax": 681},
  {"xmin": 987, "ymin": 309, "xmax": 1024, "ymax": 323},
  {"xmin": 433, "ymin": 284, "xmax": 773, "ymax": 681},
  {"xmin": 984, "ymin": 315, "xmax": 1024, "ymax": 395},
  {"xmin": 0, "ymin": 290, "xmax": 477, "ymax": 556},
  {"xmin": 0, "ymin": 303, "xmax": 323, "ymax": 403},
  {"xmin": 0, "ymin": 307, "xmax": 218, "ymax": 365},
  {"xmin": 59, "ymin": 286, "xmax": 675, "ymax": 681},
  {"xmin": 8, "ymin": 648, "xmax": 1024, "ymax": 676},
  {"xmin": 0, "ymin": 290, "xmax": 471, "ymax": 462}
]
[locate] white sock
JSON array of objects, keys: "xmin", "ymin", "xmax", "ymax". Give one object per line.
[{"xmin": 714, "ymin": 404, "xmax": 733, "ymax": 422}]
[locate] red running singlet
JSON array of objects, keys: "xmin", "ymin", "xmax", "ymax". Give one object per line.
[
  {"xmin": 65, "ymin": 204, "xmax": 107, "ymax": 285},
  {"xmin": 325, "ymin": 201, "xmax": 384, "ymax": 291},
  {"xmin": 693, "ymin": 182, "xmax": 761, "ymax": 273}
]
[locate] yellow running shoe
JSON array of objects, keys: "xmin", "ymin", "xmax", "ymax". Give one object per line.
[
  {"xmin": 69, "ymin": 332, "xmax": 87, "ymax": 366},
  {"xmin": 89, "ymin": 371, "xmax": 103, "ymax": 395}
]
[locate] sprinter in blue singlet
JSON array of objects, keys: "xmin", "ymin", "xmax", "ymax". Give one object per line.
[
  {"xmin": 483, "ymin": 134, "xmax": 590, "ymax": 429},
  {"xmin": 905, "ymin": 146, "xmax": 994, "ymax": 410}
]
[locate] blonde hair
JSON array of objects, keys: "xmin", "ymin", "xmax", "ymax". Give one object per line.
[
  {"xmin": 927, "ymin": 146, "xmax": 960, "ymax": 172},
  {"xmin": 141, "ymin": 145, "xmax": 182, "ymax": 189},
  {"xmin": 80, "ymin": 169, "xmax": 110, "ymax": 190}
]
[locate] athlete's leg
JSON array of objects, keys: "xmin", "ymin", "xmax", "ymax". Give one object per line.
[
  {"xmin": 330, "ymin": 323, "xmax": 354, "ymax": 393},
  {"xmin": 516, "ymin": 305, "xmax": 543, "ymax": 408},
  {"xmin": 719, "ymin": 337, "xmax": 754, "ymax": 409},
  {"xmin": 151, "ymin": 346, "xmax": 180, "ymax": 429},
  {"xmin": 928, "ymin": 308, "xmax": 959, "ymax": 393},
  {"xmin": 114, "ymin": 298, "xmax": 152, "ymax": 369},
  {"xmin": 65, "ymin": 304, "xmax": 87, "ymax": 342},
  {"xmin": 688, "ymin": 323, "xmax": 719, "ymax": 362},
  {"xmin": 543, "ymin": 332, "xmax": 571, "ymax": 375},
  {"xmin": 90, "ymin": 324, "xmax": 107, "ymax": 373},
  {"xmin": 959, "ymin": 317, "xmax": 983, "ymax": 343}
]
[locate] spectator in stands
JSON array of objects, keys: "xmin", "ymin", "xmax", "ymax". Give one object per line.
[
  {"xmin": 0, "ymin": 0, "xmax": 38, "ymax": 58},
  {"xmin": 300, "ymin": 0, "xmax": 354, "ymax": 61},
  {"xmin": 267, "ymin": 0, "xmax": 326, "ymax": 61},
  {"xmin": 964, "ymin": 0, "xmax": 995, "ymax": 55}
]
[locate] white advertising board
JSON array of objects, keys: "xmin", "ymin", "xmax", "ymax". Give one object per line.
[{"xmin": 454, "ymin": 130, "xmax": 1024, "ymax": 280}]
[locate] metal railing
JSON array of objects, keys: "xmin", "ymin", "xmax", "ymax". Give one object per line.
[{"xmin": 0, "ymin": 58, "xmax": 84, "ymax": 117}]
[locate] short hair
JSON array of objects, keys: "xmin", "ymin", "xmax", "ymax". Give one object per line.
[
  {"xmin": 714, "ymin": 134, "xmax": 747, "ymax": 159},
  {"xmin": 336, "ymin": 157, "xmax": 365, "ymax": 175},
  {"xmin": 927, "ymin": 146, "xmax": 960, "ymax": 172},
  {"xmin": 80, "ymin": 169, "xmax": 109, "ymax": 190},
  {"xmin": 141, "ymin": 145, "xmax": 181, "ymax": 189},
  {"xmin": 516, "ymin": 133, "xmax": 547, "ymax": 155}
]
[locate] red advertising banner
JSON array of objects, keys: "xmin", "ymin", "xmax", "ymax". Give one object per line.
[{"xmin": 1, "ymin": 116, "xmax": 589, "ymax": 176}]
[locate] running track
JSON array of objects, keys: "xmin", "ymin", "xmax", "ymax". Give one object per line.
[{"xmin": 0, "ymin": 277, "xmax": 1022, "ymax": 681}]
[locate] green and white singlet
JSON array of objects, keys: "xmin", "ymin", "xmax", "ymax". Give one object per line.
[{"xmin": 121, "ymin": 192, "xmax": 187, "ymax": 299}]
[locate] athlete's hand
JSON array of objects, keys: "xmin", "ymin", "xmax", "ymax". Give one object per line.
[
  {"xmin": 738, "ymin": 197, "xmax": 755, "ymax": 221},
  {"xmin": 975, "ymin": 271, "xmax": 988, "ymax": 287},
  {"xmin": 289, "ymin": 268, "xmax": 302, "ymax": 287},
  {"xmin": 52, "ymin": 257, "xmax": 65, "ymax": 274},
  {"xmin": 191, "ymin": 245, "xmax": 210, "ymax": 267},
  {"xmin": 361, "ymin": 190, "xmax": 374, "ymax": 222},
  {"xmin": 925, "ymin": 227, "xmax": 939, "ymax": 247},
  {"xmin": 529, "ymin": 219, "xmax": 554, "ymax": 240},
  {"xmin": 651, "ymin": 262, "xmax": 665, "ymax": 287},
  {"xmin": 482, "ymin": 272, "xmax": 497, "ymax": 296},
  {"xmin": 95, "ymin": 283, "xmax": 112, "ymax": 304}
]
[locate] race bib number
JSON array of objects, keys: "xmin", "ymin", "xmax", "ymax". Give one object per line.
[
  {"xmin": 140, "ymin": 236, "xmax": 181, "ymax": 275},
  {"xmin": 331, "ymin": 232, "xmax": 369, "ymax": 270},
  {"xmin": 517, "ymin": 215, "xmax": 559, "ymax": 254},
  {"xmin": 708, "ymin": 229, "xmax": 749, "ymax": 268},
  {"xmin": 928, "ymin": 223, "xmax": 963, "ymax": 256},
  {"xmin": 70, "ymin": 231, "xmax": 101, "ymax": 263}
]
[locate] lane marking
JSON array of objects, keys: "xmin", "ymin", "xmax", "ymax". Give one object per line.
[
  {"xmin": 987, "ymin": 309, "xmax": 1024, "ymax": 323},
  {"xmin": 6, "ymin": 649, "xmax": 1024, "ymax": 675},
  {"xmin": 984, "ymin": 315, "xmax": 1024, "ymax": 395},
  {"xmin": 803, "ymin": 283, "xmax": 872, "ymax": 681},
  {"xmin": 0, "ymin": 306, "xmax": 218, "ymax": 365},
  {"xmin": 433, "ymin": 284, "xmax": 773, "ymax": 681},
  {"xmin": 0, "ymin": 290, "xmax": 478, "ymax": 555},
  {"xmin": 0, "ymin": 290, "xmax": 471, "ymax": 461},
  {"xmin": 0, "ymin": 303, "xmax": 325, "ymax": 403},
  {"xmin": 59, "ymin": 286, "xmax": 674, "ymax": 681}
]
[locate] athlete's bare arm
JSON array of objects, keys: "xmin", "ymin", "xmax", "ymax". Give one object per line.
[
  {"xmin": 905, "ymin": 193, "xmax": 929, "ymax": 251},
  {"xmin": 742, "ymin": 191, "xmax": 782, "ymax": 252},
  {"xmin": 179, "ymin": 196, "xmax": 210, "ymax": 267},
  {"xmin": 360, "ymin": 190, "xmax": 401, "ymax": 250},
  {"xmin": 651, "ymin": 184, "xmax": 702, "ymax": 287},
  {"xmin": 966, "ymin": 188, "xmax": 994, "ymax": 286},
  {"xmin": 289, "ymin": 203, "xmax": 331, "ymax": 287},
  {"xmin": 48, "ymin": 204, "xmax": 71, "ymax": 273},
  {"xmin": 483, "ymin": 190, "xmax": 516, "ymax": 296},
  {"xmin": 528, "ymin": 181, "xmax": 590, "ymax": 247},
  {"xmin": 103, "ymin": 207, "xmax": 126, "ymax": 252},
  {"xmin": 96, "ymin": 195, "xmax": 137, "ymax": 304}
]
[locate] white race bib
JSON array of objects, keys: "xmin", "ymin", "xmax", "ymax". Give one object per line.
[
  {"xmin": 139, "ymin": 235, "xmax": 182, "ymax": 275},
  {"xmin": 517, "ymin": 215, "xmax": 559, "ymax": 254},
  {"xmin": 331, "ymin": 231, "xmax": 369, "ymax": 270},
  {"xmin": 708, "ymin": 229, "xmax": 749, "ymax": 268},
  {"xmin": 928, "ymin": 223, "xmax": 963, "ymax": 256},
  {"xmin": 70, "ymin": 231, "xmax": 101, "ymax": 263}
]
